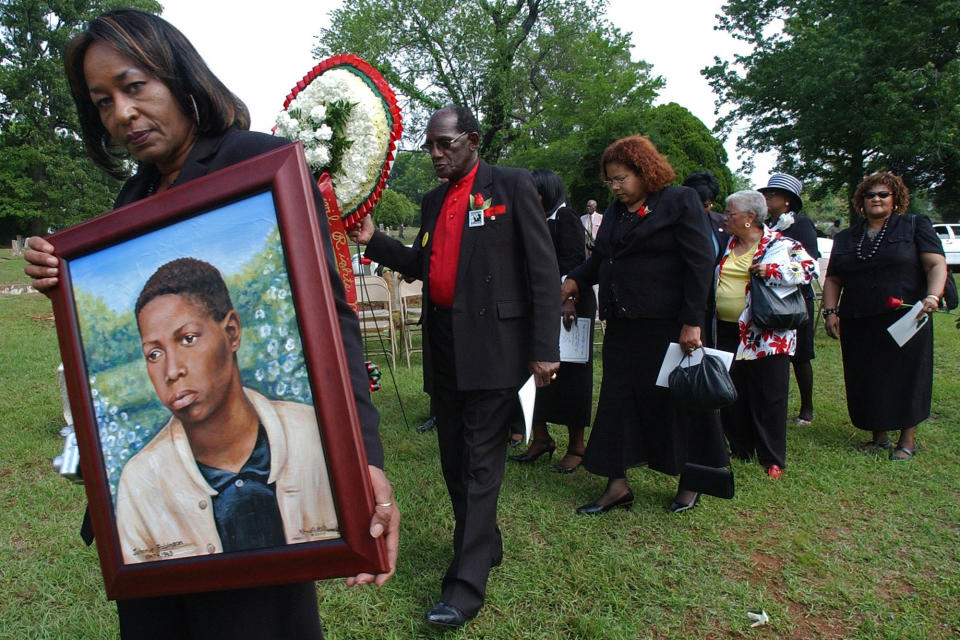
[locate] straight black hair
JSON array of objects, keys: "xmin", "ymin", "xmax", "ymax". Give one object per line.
[{"xmin": 64, "ymin": 9, "xmax": 250, "ymax": 179}]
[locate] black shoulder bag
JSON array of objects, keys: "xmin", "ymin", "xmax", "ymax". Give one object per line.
[{"xmin": 750, "ymin": 273, "xmax": 808, "ymax": 330}]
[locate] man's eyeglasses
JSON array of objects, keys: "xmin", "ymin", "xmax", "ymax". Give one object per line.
[
  {"xmin": 863, "ymin": 190, "xmax": 892, "ymax": 199},
  {"xmin": 420, "ymin": 131, "xmax": 468, "ymax": 153},
  {"xmin": 603, "ymin": 175, "xmax": 629, "ymax": 188}
]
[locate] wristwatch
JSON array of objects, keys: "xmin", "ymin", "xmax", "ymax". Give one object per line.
[{"xmin": 821, "ymin": 307, "xmax": 838, "ymax": 317}]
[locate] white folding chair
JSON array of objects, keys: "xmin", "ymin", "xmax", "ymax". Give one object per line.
[
  {"xmin": 355, "ymin": 274, "xmax": 396, "ymax": 369},
  {"xmin": 397, "ymin": 279, "xmax": 423, "ymax": 367}
]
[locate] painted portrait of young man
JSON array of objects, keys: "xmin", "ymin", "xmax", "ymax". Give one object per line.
[{"xmin": 115, "ymin": 258, "xmax": 338, "ymax": 563}]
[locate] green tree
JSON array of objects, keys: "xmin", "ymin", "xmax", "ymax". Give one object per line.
[
  {"xmin": 386, "ymin": 150, "xmax": 437, "ymax": 210},
  {"xmin": 704, "ymin": 0, "xmax": 960, "ymax": 220},
  {"xmin": 315, "ymin": 0, "xmax": 661, "ymax": 163},
  {"xmin": 372, "ymin": 188, "xmax": 417, "ymax": 228},
  {"xmin": 0, "ymin": 0, "xmax": 160, "ymax": 235},
  {"xmin": 505, "ymin": 102, "xmax": 734, "ymax": 212}
]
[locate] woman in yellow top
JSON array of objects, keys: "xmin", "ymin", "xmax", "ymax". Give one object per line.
[{"xmin": 715, "ymin": 191, "xmax": 818, "ymax": 478}]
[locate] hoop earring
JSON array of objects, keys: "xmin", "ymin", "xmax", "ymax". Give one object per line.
[
  {"xmin": 188, "ymin": 94, "xmax": 200, "ymax": 127},
  {"xmin": 100, "ymin": 133, "xmax": 124, "ymax": 161},
  {"xmin": 744, "ymin": 222, "xmax": 751, "ymax": 228}
]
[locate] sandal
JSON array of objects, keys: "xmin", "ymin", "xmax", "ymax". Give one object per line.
[
  {"xmin": 549, "ymin": 450, "xmax": 584, "ymax": 474},
  {"xmin": 891, "ymin": 446, "xmax": 916, "ymax": 461},
  {"xmin": 856, "ymin": 439, "xmax": 893, "ymax": 453}
]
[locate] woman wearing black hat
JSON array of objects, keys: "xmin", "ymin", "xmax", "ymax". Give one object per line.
[{"xmin": 758, "ymin": 173, "xmax": 820, "ymax": 425}]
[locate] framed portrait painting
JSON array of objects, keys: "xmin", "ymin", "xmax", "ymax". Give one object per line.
[{"xmin": 47, "ymin": 143, "xmax": 388, "ymax": 599}]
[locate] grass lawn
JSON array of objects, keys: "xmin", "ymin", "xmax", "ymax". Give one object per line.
[{"xmin": 2, "ymin": 252, "xmax": 958, "ymax": 639}]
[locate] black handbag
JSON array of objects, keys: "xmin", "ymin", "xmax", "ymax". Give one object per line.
[
  {"xmin": 750, "ymin": 274, "xmax": 808, "ymax": 330},
  {"xmin": 679, "ymin": 462, "xmax": 735, "ymax": 499},
  {"xmin": 668, "ymin": 352, "xmax": 737, "ymax": 411}
]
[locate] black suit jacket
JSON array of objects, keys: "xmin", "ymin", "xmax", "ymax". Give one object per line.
[
  {"xmin": 116, "ymin": 127, "xmax": 383, "ymax": 467},
  {"xmin": 365, "ymin": 160, "xmax": 560, "ymax": 393},
  {"xmin": 568, "ymin": 185, "xmax": 714, "ymax": 327}
]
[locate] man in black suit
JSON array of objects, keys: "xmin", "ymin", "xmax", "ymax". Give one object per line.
[{"xmin": 350, "ymin": 105, "xmax": 560, "ymax": 628}]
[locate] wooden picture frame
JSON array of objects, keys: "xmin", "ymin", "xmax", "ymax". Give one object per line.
[{"xmin": 47, "ymin": 143, "xmax": 387, "ymax": 600}]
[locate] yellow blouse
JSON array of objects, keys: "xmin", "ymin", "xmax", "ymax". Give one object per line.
[{"xmin": 716, "ymin": 242, "xmax": 757, "ymax": 322}]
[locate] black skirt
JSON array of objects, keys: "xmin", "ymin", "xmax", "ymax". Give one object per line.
[
  {"xmin": 839, "ymin": 311, "xmax": 933, "ymax": 430},
  {"xmin": 533, "ymin": 289, "xmax": 596, "ymax": 427},
  {"xmin": 791, "ymin": 297, "xmax": 816, "ymax": 363},
  {"xmin": 583, "ymin": 317, "xmax": 729, "ymax": 477}
]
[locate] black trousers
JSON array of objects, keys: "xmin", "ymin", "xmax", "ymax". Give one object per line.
[
  {"xmin": 717, "ymin": 321, "xmax": 789, "ymax": 468},
  {"xmin": 429, "ymin": 308, "xmax": 512, "ymax": 618},
  {"xmin": 116, "ymin": 582, "xmax": 323, "ymax": 639}
]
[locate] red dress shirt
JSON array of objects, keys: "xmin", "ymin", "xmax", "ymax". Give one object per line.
[{"xmin": 429, "ymin": 162, "xmax": 479, "ymax": 307}]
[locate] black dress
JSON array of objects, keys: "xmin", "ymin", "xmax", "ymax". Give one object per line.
[
  {"xmin": 533, "ymin": 206, "xmax": 596, "ymax": 427},
  {"xmin": 567, "ymin": 190, "xmax": 729, "ymax": 477},
  {"xmin": 826, "ymin": 214, "xmax": 943, "ymax": 430}
]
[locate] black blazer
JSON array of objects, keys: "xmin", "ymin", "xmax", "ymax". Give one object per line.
[
  {"xmin": 550, "ymin": 205, "xmax": 596, "ymax": 320},
  {"xmin": 568, "ymin": 185, "xmax": 715, "ymax": 327},
  {"xmin": 549, "ymin": 206, "xmax": 588, "ymax": 275},
  {"xmin": 365, "ymin": 160, "xmax": 561, "ymax": 393},
  {"xmin": 116, "ymin": 127, "xmax": 383, "ymax": 467}
]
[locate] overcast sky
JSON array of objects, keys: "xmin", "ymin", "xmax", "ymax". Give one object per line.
[{"xmin": 159, "ymin": 0, "xmax": 775, "ymax": 185}]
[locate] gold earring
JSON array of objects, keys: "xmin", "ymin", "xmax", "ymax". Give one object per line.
[{"xmin": 744, "ymin": 222, "xmax": 751, "ymax": 228}]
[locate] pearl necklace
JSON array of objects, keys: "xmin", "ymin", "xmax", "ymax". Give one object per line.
[{"xmin": 855, "ymin": 216, "xmax": 890, "ymax": 261}]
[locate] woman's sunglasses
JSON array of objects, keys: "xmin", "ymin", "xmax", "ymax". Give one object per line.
[{"xmin": 863, "ymin": 190, "xmax": 892, "ymax": 199}]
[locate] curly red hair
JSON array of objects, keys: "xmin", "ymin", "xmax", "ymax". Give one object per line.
[
  {"xmin": 852, "ymin": 171, "xmax": 910, "ymax": 216},
  {"xmin": 600, "ymin": 135, "xmax": 676, "ymax": 193}
]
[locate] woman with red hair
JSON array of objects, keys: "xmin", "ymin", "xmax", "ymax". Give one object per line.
[{"xmin": 561, "ymin": 135, "xmax": 728, "ymax": 514}]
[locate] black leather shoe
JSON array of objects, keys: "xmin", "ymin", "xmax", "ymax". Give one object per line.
[
  {"xmin": 416, "ymin": 416, "xmax": 437, "ymax": 433},
  {"xmin": 667, "ymin": 492, "xmax": 700, "ymax": 513},
  {"xmin": 424, "ymin": 601, "xmax": 472, "ymax": 628},
  {"xmin": 576, "ymin": 489, "xmax": 634, "ymax": 515}
]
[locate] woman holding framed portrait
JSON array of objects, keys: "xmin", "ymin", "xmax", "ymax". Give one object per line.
[{"xmin": 24, "ymin": 9, "xmax": 397, "ymax": 639}]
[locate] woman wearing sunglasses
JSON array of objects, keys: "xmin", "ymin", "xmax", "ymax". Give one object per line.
[{"xmin": 822, "ymin": 172, "xmax": 948, "ymax": 460}]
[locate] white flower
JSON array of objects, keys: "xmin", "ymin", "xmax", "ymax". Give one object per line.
[{"xmin": 309, "ymin": 104, "xmax": 328, "ymax": 122}]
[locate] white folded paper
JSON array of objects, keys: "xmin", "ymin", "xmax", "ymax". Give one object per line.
[
  {"xmin": 887, "ymin": 301, "xmax": 928, "ymax": 347},
  {"xmin": 559, "ymin": 317, "xmax": 592, "ymax": 363},
  {"xmin": 518, "ymin": 375, "xmax": 536, "ymax": 443}
]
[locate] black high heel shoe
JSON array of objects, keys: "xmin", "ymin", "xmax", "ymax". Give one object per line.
[
  {"xmin": 667, "ymin": 492, "xmax": 700, "ymax": 514},
  {"xmin": 508, "ymin": 438, "xmax": 556, "ymax": 463},
  {"xmin": 576, "ymin": 489, "xmax": 634, "ymax": 515}
]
